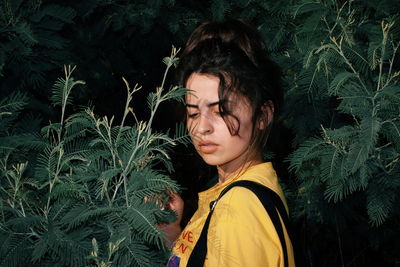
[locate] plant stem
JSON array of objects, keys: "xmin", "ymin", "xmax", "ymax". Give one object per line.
[
  {"xmin": 331, "ymin": 36, "xmax": 369, "ymax": 94},
  {"xmin": 377, "ymin": 21, "xmax": 391, "ymax": 91},
  {"xmin": 116, "ymin": 80, "xmax": 141, "ymax": 146},
  {"xmin": 146, "ymin": 47, "xmax": 178, "ymax": 132},
  {"xmin": 383, "ymin": 42, "xmax": 399, "ymax": 89}
]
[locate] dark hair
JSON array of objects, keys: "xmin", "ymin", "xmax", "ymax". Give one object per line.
[
  {"xmin": 177, "ymin": 19, "xmax": 283, "ymax": 153},
  {"xmin": 182, "ymin": 19, "xmax": 267, "ymax": 72}
]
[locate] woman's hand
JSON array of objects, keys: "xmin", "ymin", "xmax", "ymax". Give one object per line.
[{"xmin": 158, "ymin": 192, "xmax": 184, "ymax": 248}]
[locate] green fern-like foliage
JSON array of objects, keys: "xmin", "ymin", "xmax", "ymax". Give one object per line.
[
  {"xmin": 0, "ymin": 48, "xmax": 186, "ymax": 266},
  {"xmin": 223, "ymin": 1, "xmax": 400, "ymax": 265},
  {"xmin": 0, "ymin": 0, "xmax": 76, "ymax": 89},
  {"xmin": 282, "ymin": 1, "xmax": 400, "ymax": 265},
  {"xmin": 287, "ymin": 0, "xmax": 400, "ymax": 226}
]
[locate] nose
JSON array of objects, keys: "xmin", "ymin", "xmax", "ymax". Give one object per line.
[{"xmin": 194, "ymin": 113, "xmax": 213, "ymax": 136}]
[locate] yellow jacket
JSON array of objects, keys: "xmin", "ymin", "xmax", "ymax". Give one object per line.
[{"xmin": 170, "ymin": 162, "xmax": 295, "ymax": 267}]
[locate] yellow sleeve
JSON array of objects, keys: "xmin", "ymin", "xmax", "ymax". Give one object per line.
[{"xmin": 204, "ymin": 187, "xmax": 289, "ymax": 267}]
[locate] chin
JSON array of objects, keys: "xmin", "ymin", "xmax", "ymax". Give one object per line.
[
  {"xmin": 199, "ymin": 154, "xmax": 223, "ymax": 166},
  {"xmin": 201, "ymin": 154, "xmax": 234, "ymax": 167}
]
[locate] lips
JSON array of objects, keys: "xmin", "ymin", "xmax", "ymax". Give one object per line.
[{"xmin": 197, "ymin": 140, "xmax": 218, "ymax": 154}]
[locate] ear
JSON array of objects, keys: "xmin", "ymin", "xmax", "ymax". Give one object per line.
[{"xmin": 257, "ymin": 101, "xmax": 274, "ymax": 130}]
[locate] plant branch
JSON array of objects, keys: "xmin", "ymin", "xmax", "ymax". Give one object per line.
[{"xmin": 376, "ymin": 20, "xmax": 393, "ymax": 91}]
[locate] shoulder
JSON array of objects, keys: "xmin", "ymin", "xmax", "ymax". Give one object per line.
[
  {"xmin": 238, "ymin": 162, "xmax": 289, "ymax": 211},
  {"xmin": 213, "ymin": 185, "xmax": 269, "ymax": 227},
  {"xmin": 209, "ymin": 185, "xmax": 283, "ymax": 253}
]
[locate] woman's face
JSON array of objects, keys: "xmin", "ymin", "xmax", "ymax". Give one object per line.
[{"xmin": 185, "ymin": 73, "xmax": 258, "ymax": 173}]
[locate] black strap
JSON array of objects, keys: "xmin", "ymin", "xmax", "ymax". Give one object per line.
[{"xmin": 187, "ymin": 180, "xmax": 292, "ymax": 267}]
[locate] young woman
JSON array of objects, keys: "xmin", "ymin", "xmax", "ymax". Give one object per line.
[{"xmin": 162, "ymin": 19, "xmax": 295, "ymax": 267}]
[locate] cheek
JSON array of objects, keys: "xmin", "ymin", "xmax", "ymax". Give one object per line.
[
  {"xmin": 220, "ymin": 115, "xmax": 239, "ymax": 135},
  {"xmin": 186, "ymin": 120, "xmax": 195, "ymax": 137},
  {"xmin": 238, "ymin": 117, "xmax": 255, "ymax": 142},
  {"xmin": 186, "ymin": 119, "xmax": 199, "ymax": 141}
]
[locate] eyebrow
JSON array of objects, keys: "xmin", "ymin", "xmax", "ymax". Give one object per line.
[{"xmin": 185, "ymin": 100, "xmax": 225, "ymax": 108}]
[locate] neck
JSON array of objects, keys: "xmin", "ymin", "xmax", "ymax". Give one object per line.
[{"xmin": 217, "ymin": 156, "xmax": 263, "ymax": 184}]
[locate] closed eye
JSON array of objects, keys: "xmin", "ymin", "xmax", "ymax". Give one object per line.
[
  {"xmin": 187, "ymin": 113, "xmax": 199, "ymax": 118},
  {"xmin": 216, "ymin": 111, "xmax": 227, "ymax": 116}
]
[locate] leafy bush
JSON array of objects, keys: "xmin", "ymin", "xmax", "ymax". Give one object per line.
[
  {"xmin": 283, "ymin": 1, "xmax": 400, "ymax": 266},
  {"xmin": 0, "ymin": 48, "xmax": 187, "ymax": 266}
]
